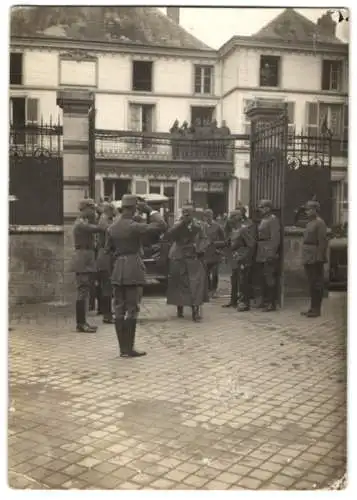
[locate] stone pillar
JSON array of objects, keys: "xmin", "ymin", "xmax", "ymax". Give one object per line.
[{"xmin": 56, "ymin": 90, "xmax": 94, "ymax": 299}]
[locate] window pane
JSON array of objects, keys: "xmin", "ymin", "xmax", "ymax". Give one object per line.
[{"xmin": 149, "ymin": 182, "xmax": 161, "ymax": 194}]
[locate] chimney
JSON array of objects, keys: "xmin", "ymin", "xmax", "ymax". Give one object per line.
[
  {"xmin": 317, "ymin": 11, "xmax": 336, "ymax": 38},
  {"xmin": 167, "ymin": 7, "xmax": 180, "ymax": 24}
]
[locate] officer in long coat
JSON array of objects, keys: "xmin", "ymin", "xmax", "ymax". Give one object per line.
[
  {"xmin": 231, "ymin": 206, "xmax": 256, "ymax": 311},
  {"xmin": 256, "ymin": 199, "xmax": 281, "ymax": 312},
  {"xmin": 105, "ymin": 194, "xmax": 166, "ymax": 357},
  {"xmin": 166, "ymin": 204, "xmax": 209, "ymax": 322},
  {"xmin": 301, "ymin": 200, "xmax": 328, "ymax": 318},
  {"xmin": 203, "ymin": 208, "xmax": 225, "ymax": 297},
  {"xmin": 70, "ymin": 198, "xmax": 105, "ymax": 332},
  {"xmin": 96, "ymin": 202, "xmax": 116, "ymax": 324}
]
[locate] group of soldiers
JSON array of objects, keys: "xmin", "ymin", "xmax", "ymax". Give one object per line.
[
  {"xmin": 169, "ymin": 119, "xmax": 232, "ymax": 160},
  {"xmin": 70, "ymin": 193, "xmax": 328, "ymax": 359},
  {"xmin": 203, "ymin": 199, "xmax": 328, "ymax": 318}
]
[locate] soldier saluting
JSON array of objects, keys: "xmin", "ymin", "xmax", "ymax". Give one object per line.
[
  {"xmin": 256, "ymin": 199, "xmax": 281, "ymax": 312},
  {"xmin": 301, "ymin": 200, "xmax": 328, "ymax": 318},
  {"xmin": 105, "ymin": 194, "xmax": 167, "ymax": 358},
  {"xmin": 96, "ymin": 201, "xmax": 116, "ymax": 324},
  {"xmin": 70, "ymin": 198, "xmax": 105, "ymax": 332}
]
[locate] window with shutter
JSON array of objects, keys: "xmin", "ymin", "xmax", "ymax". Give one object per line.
[
  {"xmin": 26, "ymin": 98, "xmax": 39, "ymax": 124},
  {"xmin": 321, "ymin": 60, "xmax": 342, "ymax": 91}
]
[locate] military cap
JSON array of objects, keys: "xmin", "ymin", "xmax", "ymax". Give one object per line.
[
  {"xmin": 121, "ymin": 194, "xmax": 137, "ymax": 208},
  {"xmin": 78, "ymin": 198, "xmax": 95, "ymax": 211},
  {"xmin": 305, "ymin": 200, "xmax": 321, "ymax": 210},
  {"xmin": 258, "ymin": 199, "xmax": 273, "ymax": 208}
]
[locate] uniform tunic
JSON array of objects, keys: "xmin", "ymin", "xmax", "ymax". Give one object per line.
[
  {"xmin": 302, "ymin": 216, "xmax": 328, "ymax": 308},
  {"xmin": 70, "ymin": 217, "xmax": 104, "ymax": 300},
  {"xmin": 255, "ymin": 213, "xmax": 281, "ymax": 294},
  {"xmin": 96, "ymin": 213, "xmax": 114, "ymax": 297},
  {"xmin": 105, "ymin": 212, "xmax": 166, "ymax": 319},
  {"xmin": 166, "ymin": 219, "xmax": 209, "ymax": 307}
]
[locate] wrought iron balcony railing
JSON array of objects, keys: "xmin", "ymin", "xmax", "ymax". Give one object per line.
[{"xmin": 95, "ymin": 130, "xmax": 235, "ymax": 162}]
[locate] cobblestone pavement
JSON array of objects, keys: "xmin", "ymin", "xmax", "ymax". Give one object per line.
[{"xmin": 8, "ymin": 286, "xmax": 347, "ymax": 491}]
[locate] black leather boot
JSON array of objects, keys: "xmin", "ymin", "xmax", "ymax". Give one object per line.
[
  {"xmin": 177, "ymin": 306, "xmax": 184, "ymax": 318},
  {"xmin": 76, "ymin": 300, "xmax": 97, "ymax": 332},
  {"xmin": 115, "ymin": 317, "xmax": 128, "ymax": 356},
  {"xmin": 192, "ymin": 306, "xmax": 202, "ymax": 322},
  {"xmin": 102, "ymin": 297, "xmax": 115, "ymax": 324},
  {"xmin": 262, "ymin": 287, "xmax": 277, "ymax": 312},
  {"xmin": 305, "ymin": 290, "xmax": 322, "ymax": 317},
  {"xmin": 126, "ymin": 318, "xmax": 146, "ymax": 357}
]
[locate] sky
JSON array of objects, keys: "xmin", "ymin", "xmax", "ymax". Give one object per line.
[{"xmin": 158, "ymin": 7, "xmax": 349, "ymax": 49}]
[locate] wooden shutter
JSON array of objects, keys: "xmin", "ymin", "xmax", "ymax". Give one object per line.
[
  {"xmin": 26, "ymin": 98, "xmax": 39, "ymax": 124},
  {"xmin": 306, "ymin": 102, "xmax": 318, "ymax": 136},
  {"xmin": 343, "ymin": 104, "xmax": 348, "ymax": 140},
  {"xmin": 287, "ymin": 102, "xmax": 295, "ymax": 125},
  {"xmin": 134, "ymin": 178, "xmax": 148, "ymax": 195},
  {"xmin": 321, "ymin": 60, "xmax": 330, "ymax": 90},
  {"xmin": 129, "ymin": 104, "xmax": 142, "ymax": 131},
  {"xmin": 178, "ymin": 179, "xmax": 191, "ymax": 208}
]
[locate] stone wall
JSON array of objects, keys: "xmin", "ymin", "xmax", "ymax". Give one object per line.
[{"xmin": 9, "ymin": 230, "xmax": 65, "ymax": 307}]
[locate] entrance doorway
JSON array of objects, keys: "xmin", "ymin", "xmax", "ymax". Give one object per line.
[{"xmin": 192, "ymin": 181, "xmax": 228, "ymax": 218}]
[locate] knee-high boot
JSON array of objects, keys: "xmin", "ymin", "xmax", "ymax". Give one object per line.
[{"xmin": 126, "ymin": 318, "xmax": 146, "ymax": 357}]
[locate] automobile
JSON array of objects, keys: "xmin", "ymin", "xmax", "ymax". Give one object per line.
[
  {"xmin": 112, "ymin": 193, "xmax": 171, "ymax": 285},
  {"xmin": 328, "ymin": 236, "xmax": 348, "ymax": 290}
]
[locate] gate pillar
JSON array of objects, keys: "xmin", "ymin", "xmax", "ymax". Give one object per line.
[{"xmin": 56, "ymin": 90, "xmax": 94, "ymax": 299}]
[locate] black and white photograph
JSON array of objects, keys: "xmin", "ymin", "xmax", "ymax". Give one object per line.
[{"xmin": 6, "ymin": 1, "xmax": 350, "ymax": 493}]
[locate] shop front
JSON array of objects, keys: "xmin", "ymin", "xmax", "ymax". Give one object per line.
[{"xmin": 192, "ymin": 180, "xmax": 228, "ymax": 217}]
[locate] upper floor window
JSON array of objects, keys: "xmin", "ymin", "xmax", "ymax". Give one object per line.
[
  {"xmin": 259, "ymin": 55, "xmax": 280, "ymax": 87},
  {"xmin": 194, "ymin": 65, "xmax": 214, "ymax": 95},
  {"xmin": 322, "ymin": 60, "xmax": 343, "ymax": 91},
  {"xmin": 191, "ymin": 106, "xmax": 215, "ymax": 127},
  {"xmin": 132, "ymin": 61, "xmax": 153, "ymax": 92},
  {"xmin": 305, "ymin": 101, "xmax": 347, "ymax": 139},
  {"xmin": 10, "ymin": 52, "xmax": 23, "ymax": 85}
]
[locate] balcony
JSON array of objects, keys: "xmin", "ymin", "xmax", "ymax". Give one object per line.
[{"xmin": 94, "ymin": 130, "xmax": 235, "ymax": 163}]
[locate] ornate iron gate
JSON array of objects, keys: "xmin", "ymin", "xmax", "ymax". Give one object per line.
[
  {"xmin": 9, "ymin": 119, "xmax": 63, "ymax": 226},
  {"xmin": 248, "ymin": 105, "xmax": 332, "ymax": 305},
  {"xmin": 249, "ymin": 110, "xmax": 288, "ymax": 222}
]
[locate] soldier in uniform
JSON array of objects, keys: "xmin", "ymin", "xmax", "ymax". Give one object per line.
[
  {"xmin": 203, "ymin": 208, "xmax": 225, "ymax": 298},
  {"xmin": 166, "ymin": 204, "xmax": 209, "ymax": 322},
  {"xmin": 301, "ymin": 200, "xmax": 328, "ymax": 318},
  {"xmin": 255, "ymin": 199, "xmax": 281, "ymax": 312},
  {"xmin": 105, "ymin": 194, "xmax": 166, "ymax": 357},
  {"xmin": 221, "ymin": 209, "xmax": 241, "ymax": 308},
  {"xmin": 231, "ymin": 206, "xmax": 256, "ymax": 311},
  {"xmin": 96, "ymin": 201, "xmax": 116, "ymax": 324},
  {"xmin": 70, "ymin": 199, "xmax": 105, "ymax": 332}
]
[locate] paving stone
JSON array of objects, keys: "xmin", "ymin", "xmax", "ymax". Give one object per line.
[
  {"xmin": 238, "ymin": 476, "xmax": 263, "ymax": 489},
  {"xmin": 8, "ymin": 293, "xmax": 347, "ymax": 490}
]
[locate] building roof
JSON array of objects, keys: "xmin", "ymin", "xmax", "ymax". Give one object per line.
[
  {"xmin": 10, "ymin": 6, "xmax": 212, "ymax": 51},
  {"xmin": 253, "ymin": 8, "xmax": 342, "ymax": 45}
]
